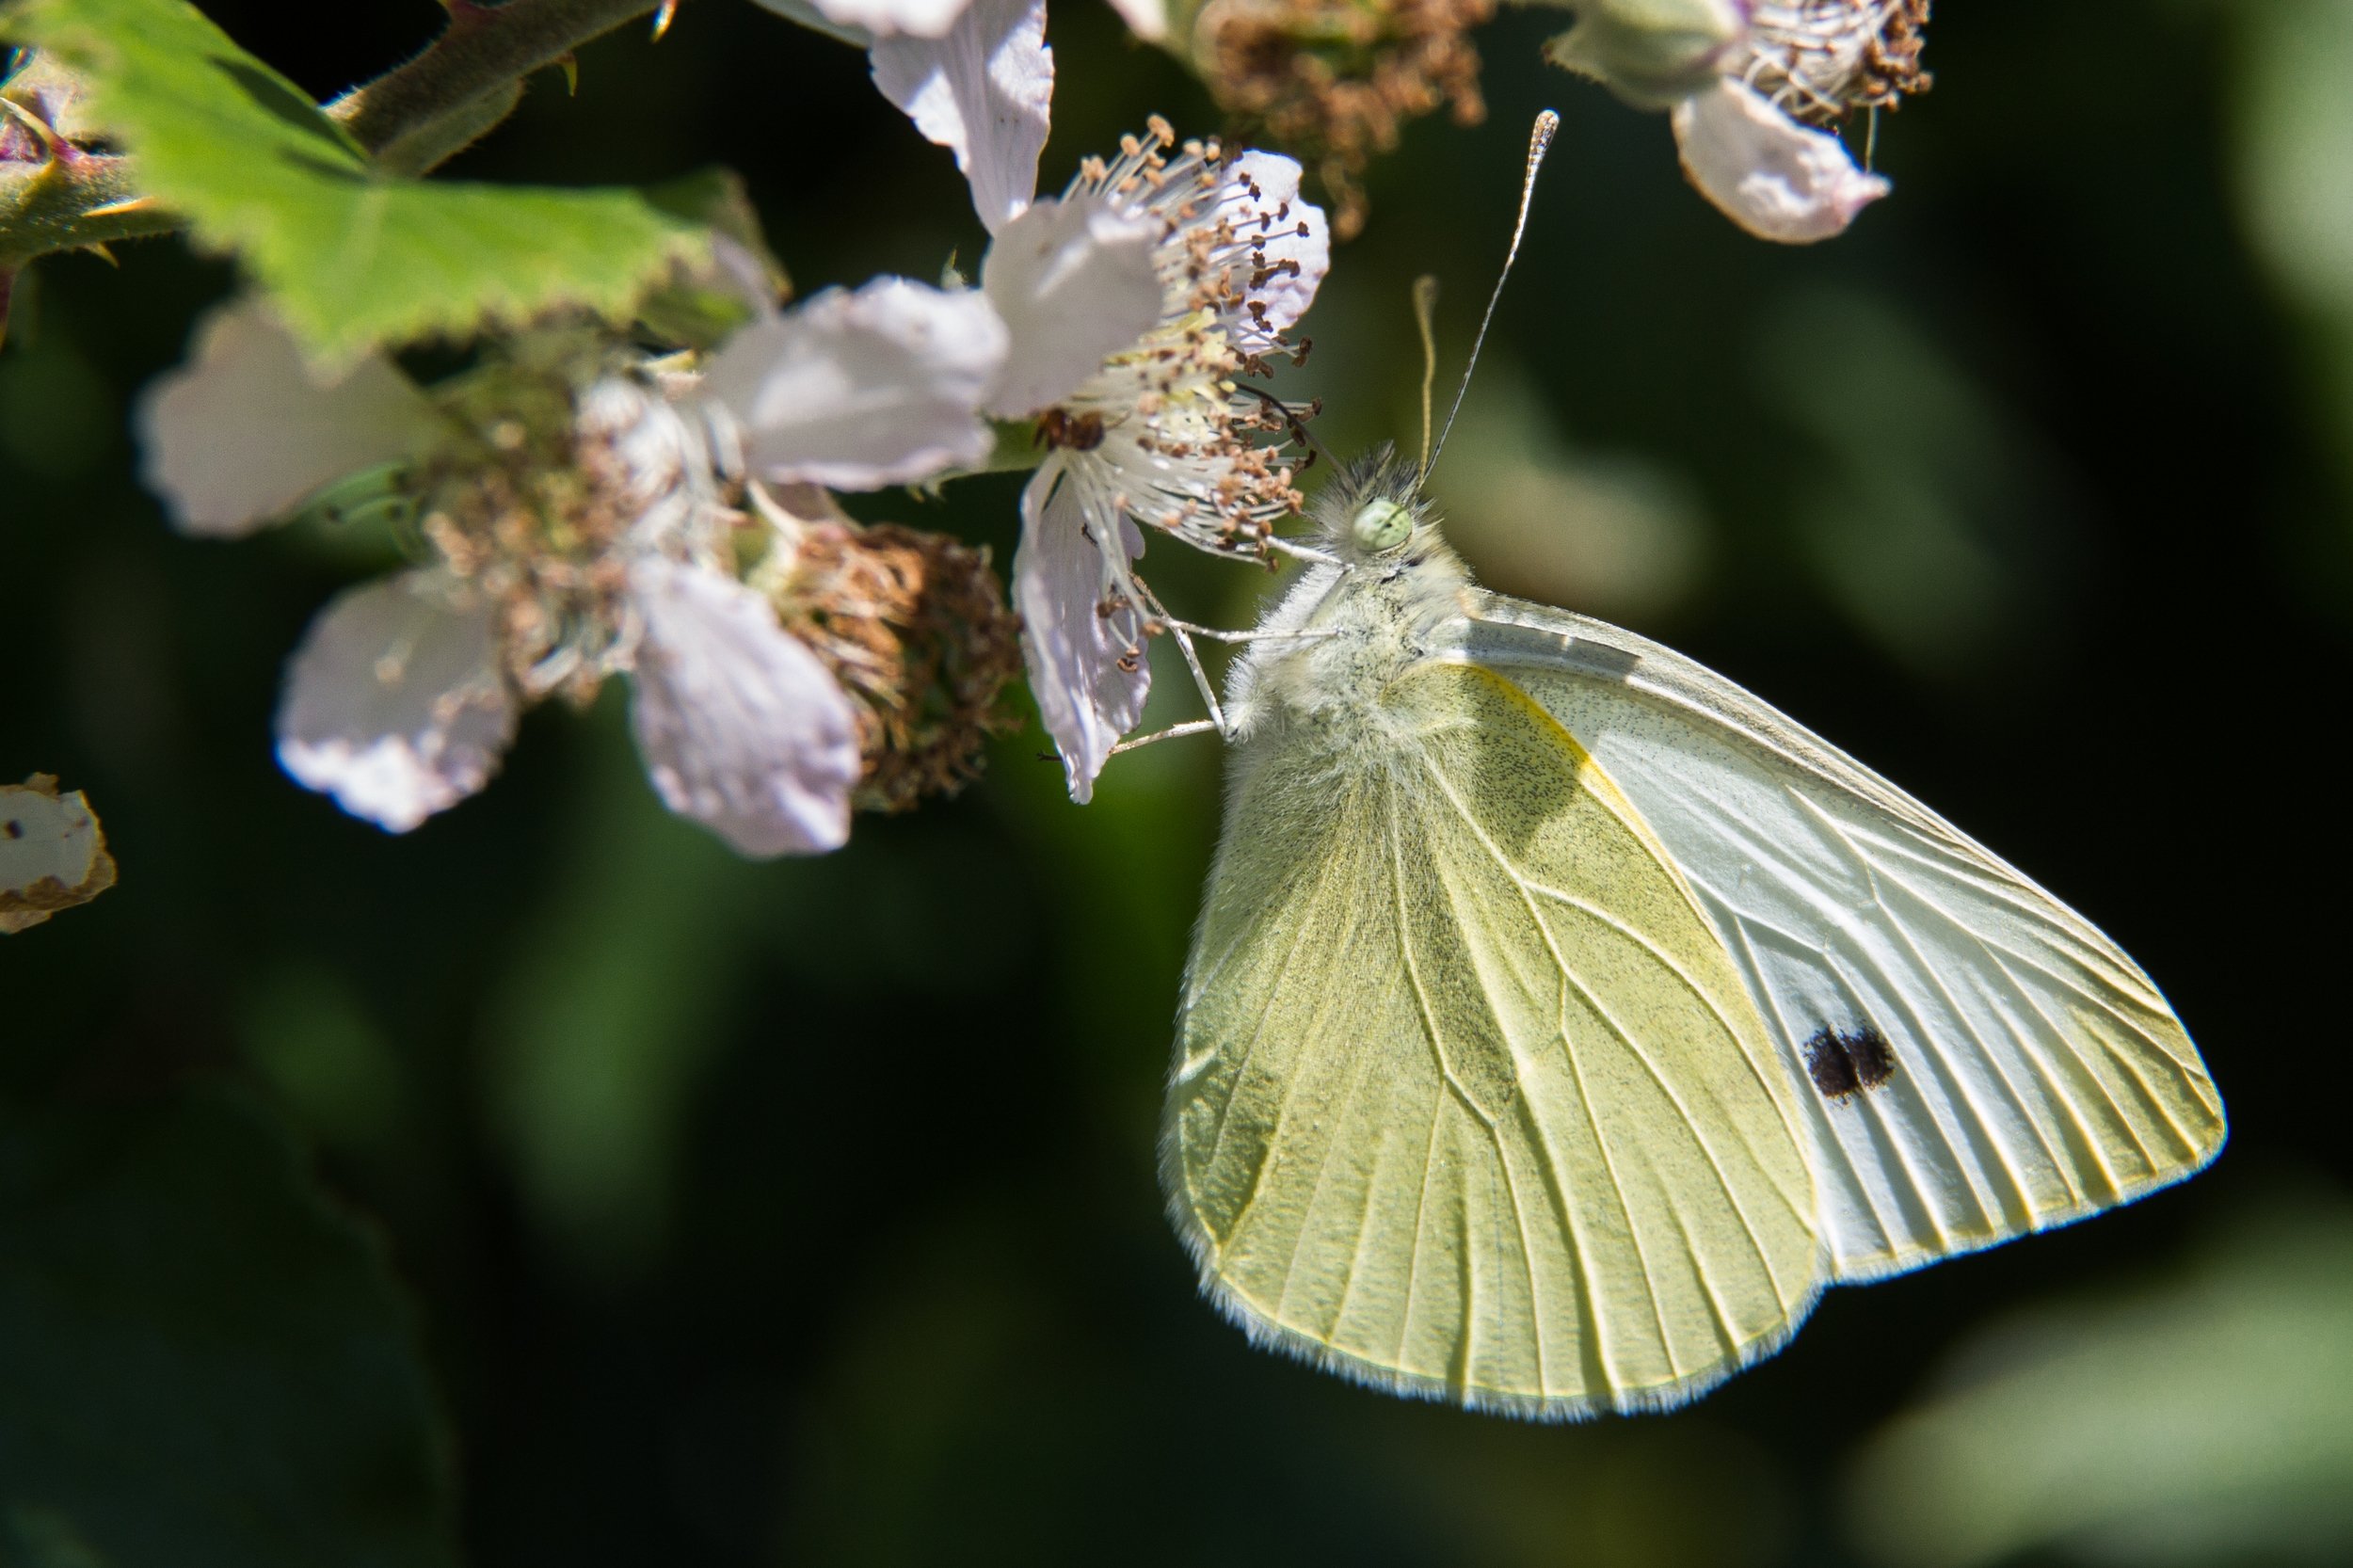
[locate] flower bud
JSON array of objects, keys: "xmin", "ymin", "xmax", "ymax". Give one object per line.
[{"xmin": 1539, "ymin": 0, "xmax": 1744, "ymax": 110}]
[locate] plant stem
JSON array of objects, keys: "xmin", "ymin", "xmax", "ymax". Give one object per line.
[
  {"xmin": 326, "ymin": 0, "xmax": 662, "ymax": 155},
  {"xmin": 0, "ymin": 152, "xmax": 176, "ymax": 264},
  {"xmin": 2, "ymin": 0, "xmax": 664, "ymax": 273}
]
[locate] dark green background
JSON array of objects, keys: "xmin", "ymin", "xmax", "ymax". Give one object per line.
[{"xmin": 6, "ymin": 1, "xmax": 2350, "ymax": 1563}]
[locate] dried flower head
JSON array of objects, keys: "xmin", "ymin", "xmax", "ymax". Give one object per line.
[
  {"xmin": 769, "ymin": 517, "xmax": 1025, "ymax": 814},
  {"xmin": 1191, "ymin": 0, "xmax": 1493, "ymax": 239},
  {"xmin": 1734, "ymin": 0, "xmax": 1931, "ymax": 125},
  {"xmin": 414, "ymin": 344, "xmax": 720, "ymax": 709}
]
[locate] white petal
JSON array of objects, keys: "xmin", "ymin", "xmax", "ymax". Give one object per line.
[
  {"xmin": 1671, "ymin": 78, "xmax": 1891, "ymax": 244},
  {"xmin": 750, "ymin": 0, "xmax": 964, "ymax": 39},
  {"xmin": 626, "ymin": 557, "xmax": 861, "ymax": 857},
  {"xmin": 1101, "ymin": 0, "xmax": 1166, "ymax": 40},
  {"xmin": 701, "ymin": 277, "xmax": 1008, "ymax": 489},
  {"xmin": 871, "ymin": 0, "xmax": 1052, "ymax": 233},
  {"xmin": 136, "ymin": 304, "xmax": 438, "ymax": 537},
  {"xmin": 980, "ymin": 194, "xmax": 1162, "ymax": 417},
  {"xmin": 1012, "ymin": 462, "xmax": 1152, "ymax": 803},
  {"xmin": 276, "ymin": 574, "xmax": 516, "ymax": 833},
  {"xmin": 0, "ymin": 776, "xmax": 116, "ymax": 934},
  {"xmin": 1223, "ymin": 151, "xmax": 1331, "ymax": 344}
]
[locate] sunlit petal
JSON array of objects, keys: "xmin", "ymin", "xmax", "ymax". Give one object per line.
[
  {"xmin": 752, "ymin": 0, "xmax": 966, "ymax": 39},
  {"xmin": 872, "ymin": 0, "xmax": 1053, "ymax": 233},
  {"xmin": 981, "ymin": 193, "xmax": 1162, "ymax": 417},
  {"xmin": 137, "ymin": 304, "xmax": 438, "ymax": 536},
  {"xmin": 701, "ymin": 277, "xmax": 1008, "ymax": 489},
  {"xmin": 1671, "ymin": 78, "xmax": 1890, "ymax": 244},
  {"xmin": 1012, "ymin": 461, "xmax": 1153, "ymax": 803},
  {"xmin": 1221, "ymin": 152, "xmax": 1330, "ymax": 348},
  {"xmin": 627, "ymin": 557, "xmax": 861, "ymax": 856},
  {"xmin": 1101, "ymin": 0, "xmax": 1167, "ymax": 40},
  {"xmin": 276, "ymin": 573, "xmax": 516, "ymax": 833}
]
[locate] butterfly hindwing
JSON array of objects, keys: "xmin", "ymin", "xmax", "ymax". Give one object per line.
[
  {"xmin": 1166, "ymin": 661, "xmax": 1821, "ymax": 1416},
  {"xmin": 1460, "ymin": 597, "xmax": 2227, "ymax": 1283}
]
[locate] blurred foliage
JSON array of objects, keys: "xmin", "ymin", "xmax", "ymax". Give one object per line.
[
  {"xmin": 0, "ymin": 1090, "xmax": 456, "ymax": 1568},
  {"xmin": 4, "ymin": 0, "xmax": 2353, "ymax": 1565},
  {"xmin": 1848, "ymin": 1193, "xmax": 2353, "ymax": 1568}
]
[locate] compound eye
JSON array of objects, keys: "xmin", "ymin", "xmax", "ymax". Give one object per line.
[{"xmin": 1350, "ymin": 498, "xmax": 1412, "ymax": 552}]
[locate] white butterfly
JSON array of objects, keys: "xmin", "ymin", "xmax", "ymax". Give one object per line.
[{"xmin": 1159, "ymin": 443, "xmax": 2225, "ymax": 1418}]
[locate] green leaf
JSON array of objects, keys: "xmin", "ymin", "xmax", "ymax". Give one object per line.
[
  {"xmin": 0, "ymin": 1088, "xmax": 458, "ymax": 1568},
  {"xmin": 3, "ymin": 0, "xmax": 710, "ymax": 361}
]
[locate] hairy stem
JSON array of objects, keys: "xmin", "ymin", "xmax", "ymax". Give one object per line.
[
  {"xmin": 1, "ymin": 0, "xmax": 666, "ymax": 266},
  {"xmin": 326, "ymin": 0, "xmax": 662, "ymax": 155},
  {"xmin": 0, "ymin": 152, "xmax": 176, "ymax": 264}
]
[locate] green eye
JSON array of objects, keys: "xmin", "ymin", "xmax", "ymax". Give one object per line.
[{"xmin": 1351, "ymin": 498, "xmax": 1412, "ymax": 552}]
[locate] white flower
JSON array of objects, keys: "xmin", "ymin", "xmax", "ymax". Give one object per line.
[
  {"xmin": 699, "ymin": 276, "xmax": 1010, "ymax": 488},
  {"xmin": 627, "ymin": 556, "xmax": 862, "ymax": 856},
  {"xmin": 0, "ymin": 775, "xmax": 118, "ymax": 935},
  {"xmin": 275, "ymin": 572, "xmax": 519, "ymax": 833},
  {"xmin": 1545, "ymin": 0, "xmax": 1928, "ymax": 243},
  {"xmin": 751, "ymin": 0, "xmax": 1162, "ymax": 46},
  {"xmin": 1012, "ymin": 471, "xmax": 1151, "ymax": 802},
  {"xmin": 985, "ymin": 125, "xmax": 1331, "ymax": 801},
  {"xmin": 870, "ymin": 0, "xmax": 1057, "ymax": 233},
  {"xmin": 750, "ymin": 0, "xmax": 1157, "ymax": 233},
  {"xmin": 758, "ymin": 2, "xmax": 1324, "ymax": 799},
  {"xmin": 136, "ymin": 305, "xmax": 439, "ymax": 536},
  {"xmin": 136, "ymin": 302, "xmax": 981, "ymax": 855}
]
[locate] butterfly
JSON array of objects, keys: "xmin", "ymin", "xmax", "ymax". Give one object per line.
[{"xmin": 1157, "ymin": 440, "xmax": 2226, "ymax": 1418}]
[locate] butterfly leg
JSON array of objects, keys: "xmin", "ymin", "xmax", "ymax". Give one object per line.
[
  {"xmin": 1147, "ymin": 616, "xmax": 1339, "ymax": 648},
  {"xmin": 1109, "ymin": 719, "xmax": 1222, "ymax": 757},
  {"xmin": 1133, "ymin": 579, "xmax": 1231, "ymax": 737}
]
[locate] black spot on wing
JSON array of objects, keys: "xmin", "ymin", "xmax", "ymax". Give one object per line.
[{"xmin": 1803, "ymin": 1026, "xmax": 1896, "ymax": 1101}]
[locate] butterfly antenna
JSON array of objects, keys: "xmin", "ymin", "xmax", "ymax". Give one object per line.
[
  {"xmin": 1426, "ymin": 109, "xmax": 1560, "ymax": 478},
  {"xmin": 1413, "ymin": 275, "xmax": 1441, "ymax": 475}
]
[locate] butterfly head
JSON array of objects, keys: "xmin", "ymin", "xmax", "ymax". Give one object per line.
[{"xmin": 1315, "ymin": 442, "xmax": 1441, "ymax": 567}]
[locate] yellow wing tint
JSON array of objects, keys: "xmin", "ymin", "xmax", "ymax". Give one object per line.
[{"xmin": 1164, "ymin": 663, "xmax": 1821, "ymax": 1417}]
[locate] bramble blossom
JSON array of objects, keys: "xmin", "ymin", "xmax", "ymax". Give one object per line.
[
  {"xmin": 804, "ymin": 0, "xmax": 1333, "ymax": 800},
  {"xmin": 137, "ymin": 280, "xmax": 1010, "ymax": 854},
  {"xmin": 1544, "ymin": 0, "xmax": 1930, "ymax": 243},
  {"xmin": 987, "ymin": 124, "xmax": 1329, "ymax": 801},
  {"xmin": 754, "ymin": 0, "xmax": 1147, "ymax": 238},
  {"xmin": 750, "ymin": 0, "xmax": 1159, "ymax": 48}
]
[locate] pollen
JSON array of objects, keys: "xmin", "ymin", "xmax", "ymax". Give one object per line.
[{"xmin": 1031, "ymin": 124, "xmax": 1320, "ymax": 568}]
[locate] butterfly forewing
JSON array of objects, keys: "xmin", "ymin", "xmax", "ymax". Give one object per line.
[
  {"xmin": 1167, "ymin": 662, "xmax": 1821, "ymax": 1416},
  {"xmin": 1459, "ymin": 598, "xmax": 2226, "ymax": 1282}
]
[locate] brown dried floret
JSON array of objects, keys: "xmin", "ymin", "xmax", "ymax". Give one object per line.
[
  {"xmin": 775, "ymin": 522, "xmax": 1025, "ymax": 815},
  {"xmin": 1193, "ymin": 0, "xmax": 1493, "ymax": 239},
  {"xmin": 1743, "ymin": 0, "xmax": 1933, "ymax": 125}
]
